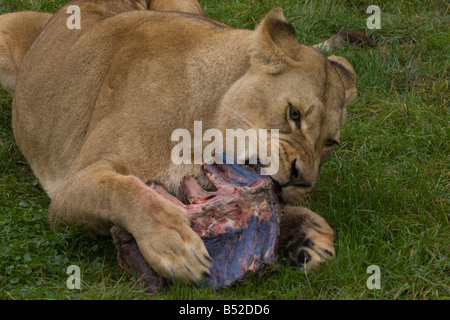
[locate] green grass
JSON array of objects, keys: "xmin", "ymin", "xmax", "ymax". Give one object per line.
[{"xmin": 0, "ymin": 0, "xmax": 448, "ymax": 300}]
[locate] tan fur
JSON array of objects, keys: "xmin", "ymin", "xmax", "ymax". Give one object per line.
[
  {"xmin": 1, "ymin": 0, "xmax": 357, "ymax": 282},
  {"xmin": 0, "ymin": 12, "xmax": 52, "ymax": 94},
  {"xmin": 149, "ymin": 0, "xmax": 204, "ymax": 14}
]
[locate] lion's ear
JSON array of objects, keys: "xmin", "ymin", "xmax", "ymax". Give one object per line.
[
  {"xmin": 250, "ymin": 8, "xmax": 299, "ymax": 74},
  {"xmin": 328, "ymin": 55, "xmax": 357, "ymax": 106}
]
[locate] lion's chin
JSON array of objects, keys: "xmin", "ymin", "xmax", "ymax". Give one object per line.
[{"xmin": 280, "ymin": 185, "xmax": 312, "ymax": 203}]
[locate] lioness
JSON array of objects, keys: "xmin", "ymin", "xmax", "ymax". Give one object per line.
[{"xmin": 0, "ymin": 0, "xmax": 357, "ymax": 283}]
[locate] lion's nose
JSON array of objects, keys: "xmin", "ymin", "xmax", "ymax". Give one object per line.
[{"xmin": 290, "ymin": 159, "xmax": 312, "ymax": 188}]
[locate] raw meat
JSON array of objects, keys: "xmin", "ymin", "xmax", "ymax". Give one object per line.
[{"xmin": 111, "ymin": 156, "xmax": 282, "ymax": 292}]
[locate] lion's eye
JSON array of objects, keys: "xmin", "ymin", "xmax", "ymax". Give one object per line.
[
  {"xmin": 325, "ymin": 140, "xmax": 339, "ymax": 147},
  {"xmin": 289, "ymin": 105, "xmax": 301, "ymax": 128}
]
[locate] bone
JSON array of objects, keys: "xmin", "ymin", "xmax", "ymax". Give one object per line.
[
  {"xmin": 181, "ymin": 176, "xmax": 212, "ymax": 204},
  {"xmin": 203, "ymin": 153, "xmax": 261, "ymax": 188},
  {"xmin": 146, "ymin": 181, "xmax": 185, "ymax": 207}
]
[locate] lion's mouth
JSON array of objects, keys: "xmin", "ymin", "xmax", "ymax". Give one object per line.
[
  {"xmin": 244, "ymin": 159, "xmax": 313, "ymax": 203},
  {"xmin": 270, "ymin": 178, "xmax": 283, "ymax": 202}
]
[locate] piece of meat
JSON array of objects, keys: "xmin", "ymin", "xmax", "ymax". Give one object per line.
[
  {"xmin": 111, "ymin": 226, "xmax": 169, "ymax": 294},
  {"xmin": 111, "ymin": 155, "xmax": 282, "ymax": 291}
]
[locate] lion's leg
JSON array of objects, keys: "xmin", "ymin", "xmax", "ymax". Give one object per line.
[
  {"xmin": 49, "ymin": 158, "xmax": 212, "ymax": 283},
  {"xmin": 149, "ymin": 0, "xmax": 204, "ymax": 15},
  {"xmin": 278, "ymin": 206, "xmax": 335, "ymax": 270}
]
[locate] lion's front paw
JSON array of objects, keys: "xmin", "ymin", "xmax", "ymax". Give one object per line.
[
  {"xmin": 278, "ymin": 206, "xmax": 335, "ymax": 270},
  {"xmin": 133, "ymin": 211, "xmax": 213, "ymax": 284}
]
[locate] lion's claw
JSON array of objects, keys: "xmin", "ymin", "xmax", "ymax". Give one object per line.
[{"xmin": 279, "ymin": 206, "xmax": 335, "ymax": 271}]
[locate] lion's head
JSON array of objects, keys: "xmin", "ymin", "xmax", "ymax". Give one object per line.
[{"xmin": 218, "ymin": 8, "xmax": 357, "ymax": 202}]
